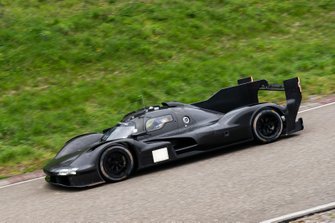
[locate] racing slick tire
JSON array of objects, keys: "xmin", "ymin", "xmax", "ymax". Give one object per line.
[
  {"xmin": 252, "ymin": 109, "xmax": 283, "ymax": 143},
  {"xmin": 99, "ymin": 145, "xmax": 134, "ymax": 182}
]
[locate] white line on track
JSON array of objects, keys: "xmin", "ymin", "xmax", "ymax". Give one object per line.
[
  {"xmin": 0, "ymin": 101, "xmax": 334, "ymax": 190},
  {"xmin": 0, "ymin": 176, "xmax": 44, "ymax": 190},
  {"xmin": 260, "ymin": 201, "xmax": 335, "ymax": 223},
  {"xmin": 298, "ymin": 101, "xmax": 335, "ymax": 114}
]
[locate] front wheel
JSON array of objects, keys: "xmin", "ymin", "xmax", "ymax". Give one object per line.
[
  {"xmin": 252, "ymin": 109, "xmax": 283, "ymax": 143},
  {"xmin": 99, "ymin": 145, "xmax": 134, "ymax": 182}
]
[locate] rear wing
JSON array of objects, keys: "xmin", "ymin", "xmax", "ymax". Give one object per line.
[{"xmin": 192, "ymin": 77, "xmax": 303, "ymax": 134}]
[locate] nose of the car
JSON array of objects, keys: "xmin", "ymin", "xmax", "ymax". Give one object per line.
[{"xmin": 44, "ymin": 151, "xmax": 81, "ymax": 173}]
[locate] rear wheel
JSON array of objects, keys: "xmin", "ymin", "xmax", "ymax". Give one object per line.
[
  {"xmin": 253, "ymin": 109, "xmax": 283, "ymax": 143},
  {"xmin": 99, "ymin": 145, "xmax": 134, "ymax": 182}
]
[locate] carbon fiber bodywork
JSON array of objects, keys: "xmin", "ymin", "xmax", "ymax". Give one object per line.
[{"xmin": 44, "ymin": 77, "xmax": 304, "ymax": 187}]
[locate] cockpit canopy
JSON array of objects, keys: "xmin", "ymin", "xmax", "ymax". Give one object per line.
[
  {"xmin": 145, "ymin": 115, "xmax": 173, "ymax": 132},
  {"xmin": 102, "ymin": 113, "xmax": 176, "ymax": 141}
]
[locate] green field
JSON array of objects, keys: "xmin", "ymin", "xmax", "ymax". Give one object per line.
[{"xmin": 0, "ymin": 0, "xmax": 334, "ymax": 177}]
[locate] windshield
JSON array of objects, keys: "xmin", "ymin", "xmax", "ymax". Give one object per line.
[{"xmin": 102, "ymin": 122, "xmax": 137, "ymax": 141}]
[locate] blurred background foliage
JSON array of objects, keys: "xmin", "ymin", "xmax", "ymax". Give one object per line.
[{"xmin": 0, "ymin": 0, "xmax": 334, "ymax": 177}]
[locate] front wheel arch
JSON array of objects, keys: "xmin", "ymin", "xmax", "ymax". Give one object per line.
[{"xmin": 117, "ymin": 142, "xmax": 139, "ymax": 170}]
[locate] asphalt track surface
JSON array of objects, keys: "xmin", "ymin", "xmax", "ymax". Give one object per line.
[{"xmin": 0, "ymin": 104, "xmax": 334, "ymax": 222}]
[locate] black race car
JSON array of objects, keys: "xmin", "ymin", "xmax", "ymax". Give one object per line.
[{"xmin": 44, "ymin": 77, "xmax": 303, "ymax": 187}]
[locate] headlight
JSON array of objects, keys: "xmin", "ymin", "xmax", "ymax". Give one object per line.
[{"xmin": 57, "ymin": 168, "xmax": 78, "ymax": 176}]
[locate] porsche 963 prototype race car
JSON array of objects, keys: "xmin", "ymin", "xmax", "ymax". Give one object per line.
[{"xmin": 44, "ymin": 77, "xmax": 304, "ymax": 187}]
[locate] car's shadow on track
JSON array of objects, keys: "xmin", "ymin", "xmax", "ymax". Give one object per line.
[{"xmin": 44, "ymin": 134, "xmax": 299, "ymax": 192}]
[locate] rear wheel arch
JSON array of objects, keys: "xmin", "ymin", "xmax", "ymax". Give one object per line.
[{"xmin": 250, "ymin": 105, "xmax": 285, "ymax": 125}]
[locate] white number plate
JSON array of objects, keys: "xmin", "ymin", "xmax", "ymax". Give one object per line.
[{"xmin": 152, "ymin": 147, "xmax": 169, "ymax": 163}]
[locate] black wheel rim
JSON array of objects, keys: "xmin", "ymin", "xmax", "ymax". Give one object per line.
[
  {"xmin": 256, "ymin": 113, "xmax": 281, "ymax": 140},
  {"xmin": 102, "ymin": 150, "xmax": 130, "ymax": 179}
]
